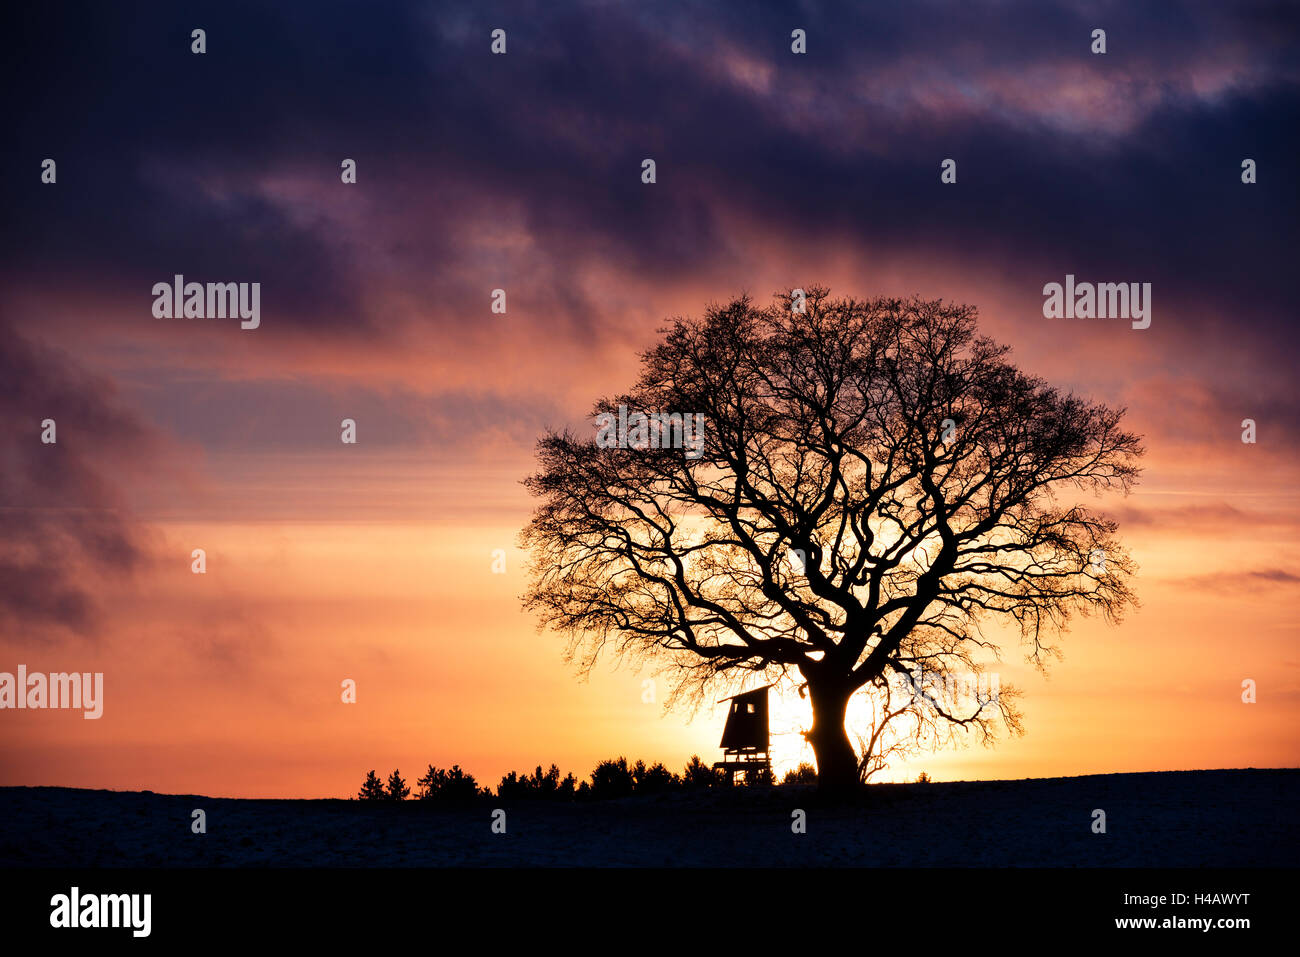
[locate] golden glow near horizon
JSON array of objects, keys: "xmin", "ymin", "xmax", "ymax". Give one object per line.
[{"xmin": 3, "ymin": 454, "xmax": 1296, "ymax": 798}]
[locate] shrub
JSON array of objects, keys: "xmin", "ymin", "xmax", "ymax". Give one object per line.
[
  {"xmin": 558, "ymin": 771, "xmax": 578, "ymax": 799},
  {"xmin": 682, "ymin": 754, "xmax": 721, "ymax": 789},
  {"xmin": 386, "ymin": 769, "xmax": 410, "ymax": 801},
  {"xmin": 590, "ymin": 757, "xmax": 635, "ymax": 799},
  {"xmin": 496, "ymin": 770, "xmax": 529, "ymax": 802},
  {"xmin": 632, "ymin": 760, "xmax": 679, "ymax": 795},
  {"xmin": 358, "ymin": 769, "xmax": 386, "ymax": 801},
  {"xmin": 416, "ymin": 764, "xmax": 482, "ymax": 803},
  {"xmin": 497, "ymin": 764, "xmax": 576, "ymax": 801},
  {"xmin": 528, "ymin": 763, "xmax": 563, "ymax": 798},
  {"xmin": 782, "ymin": 763, "xmax": 818, "ymax": 785}
]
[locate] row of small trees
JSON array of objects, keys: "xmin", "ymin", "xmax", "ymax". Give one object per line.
[{"xmin": 357, "ymin": 758, "xmax": 823, "ymax": 802}]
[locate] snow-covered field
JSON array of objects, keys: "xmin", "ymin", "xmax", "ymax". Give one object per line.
[{"xmin": 1, "ymin": 769, "xmax": 1294, "ymax": 867}]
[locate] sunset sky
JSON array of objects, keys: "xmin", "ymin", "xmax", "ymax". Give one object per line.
[{"xmin": 2, "ymin": 1, "xmax": 1297, "ymax": 797}]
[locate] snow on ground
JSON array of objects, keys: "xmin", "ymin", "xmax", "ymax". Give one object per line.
[{"xmin": 1, "ymin": 769, "xmax": 1295, "ymax": 867}]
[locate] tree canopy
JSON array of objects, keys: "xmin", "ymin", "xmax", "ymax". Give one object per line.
[{"xmin": 523, "ymin": 289, "xmax": 1143, "ymax": 791}]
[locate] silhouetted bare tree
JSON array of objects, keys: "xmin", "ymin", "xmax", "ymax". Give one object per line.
[
  {"xmin": 849, "ymin": 665, "xmax": 1024, "ymax": 785},
  {"xmin": 523, "ymin": 290, "xmax": 1142, "ymax": 794}
]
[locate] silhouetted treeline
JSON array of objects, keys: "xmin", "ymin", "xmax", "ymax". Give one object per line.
[{"xmin": 356, "ymin": 756, "xmax": 822, "ymax": 801}]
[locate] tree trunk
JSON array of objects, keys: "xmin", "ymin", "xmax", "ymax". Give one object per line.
[{"xmin": 806, "ymin": 679, "xmax": 860, "ymax": 796}]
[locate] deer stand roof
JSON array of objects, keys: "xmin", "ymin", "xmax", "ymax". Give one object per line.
[{"xmin": 712, "ymin": 685, "xmax": 772, "ymax": 785}]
